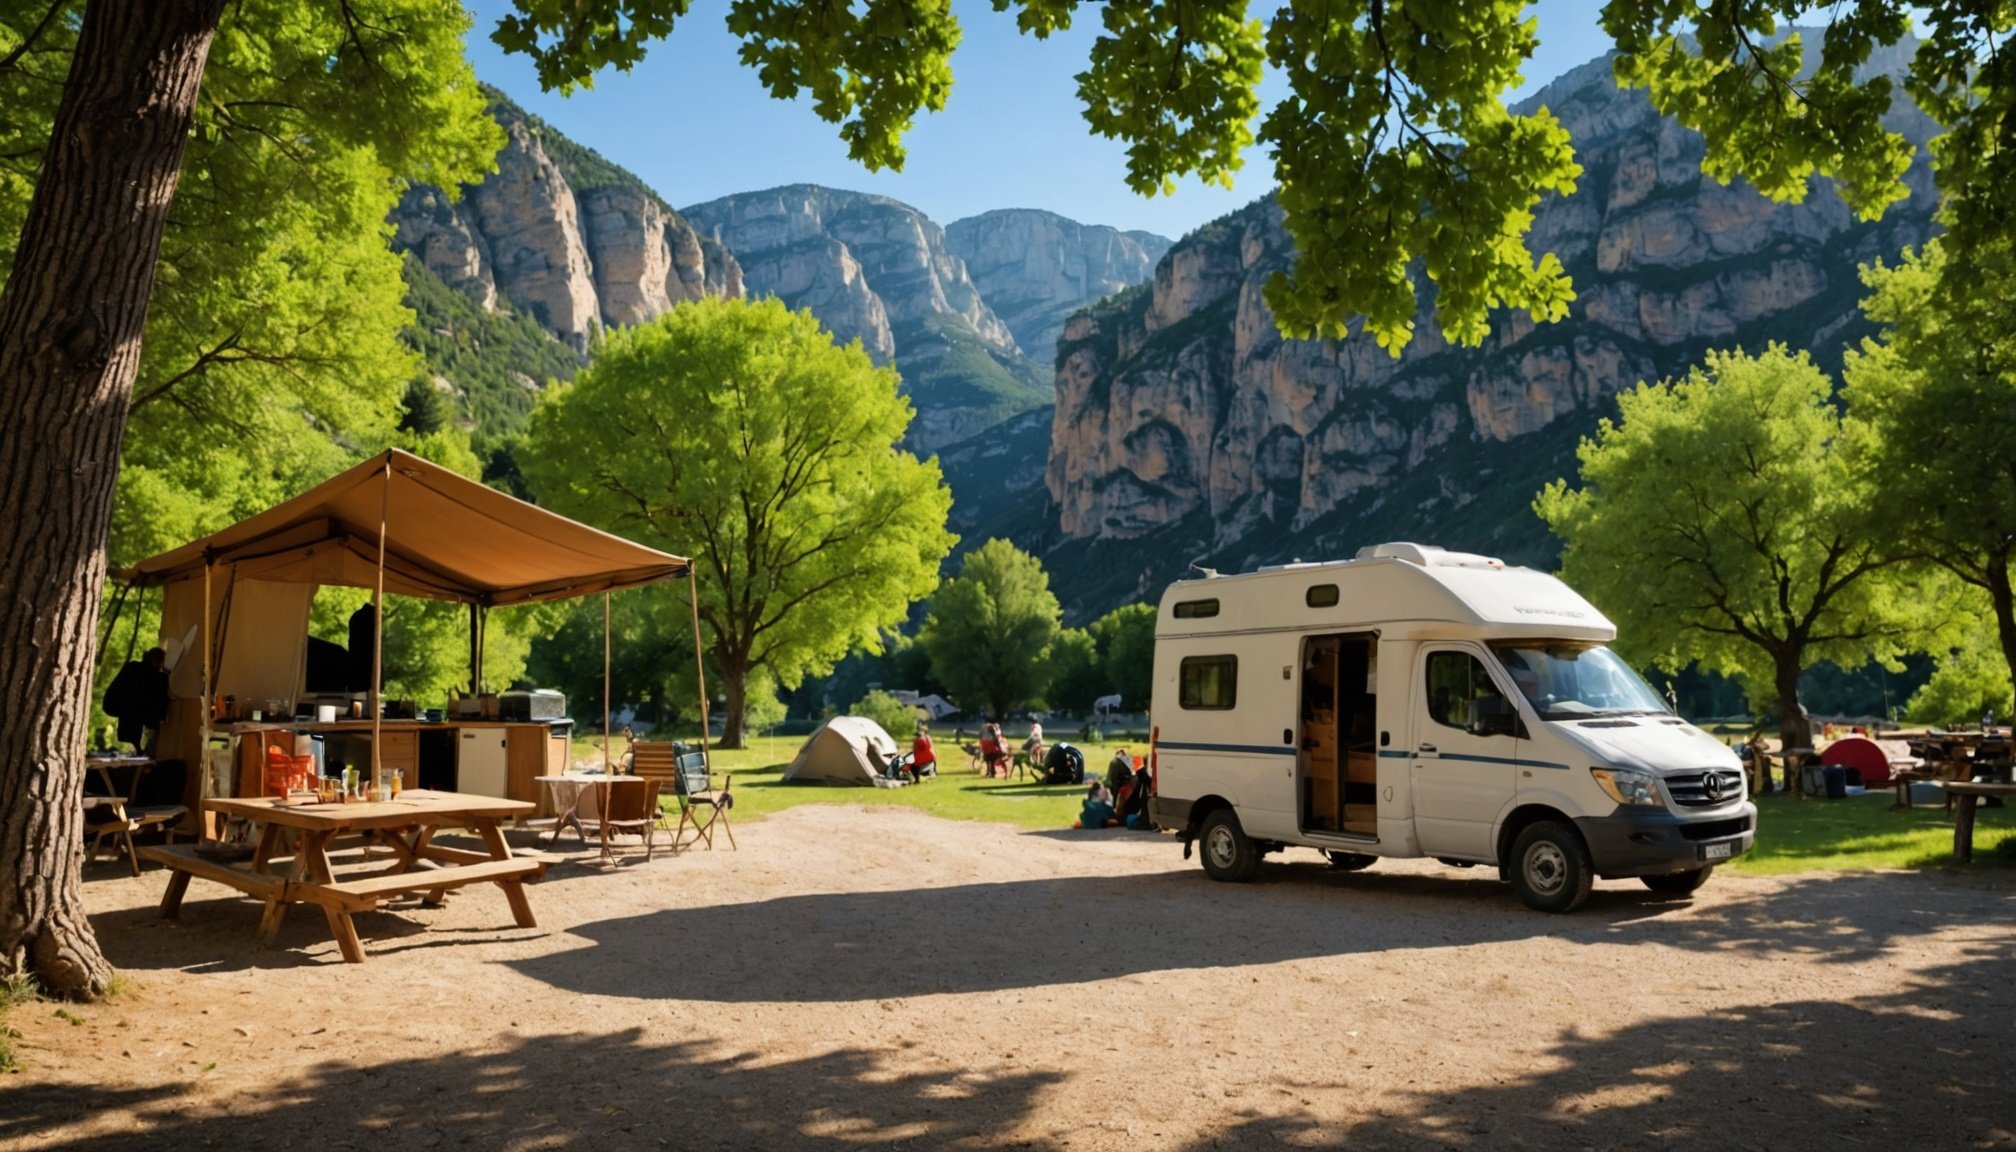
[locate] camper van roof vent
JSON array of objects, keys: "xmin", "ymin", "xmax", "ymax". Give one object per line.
[{"xmin": 1354, "ymin": 542, "xmax": 1505, "ymax": 569}]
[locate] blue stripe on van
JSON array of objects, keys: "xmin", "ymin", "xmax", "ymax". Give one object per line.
[
  {"xmin": 1156, "ymin": 740, "xmax": 1297, "ymax": 757},
  {"xmin": 1430, "ymin": 751, "xmax": 1571, "ymax": 770}
]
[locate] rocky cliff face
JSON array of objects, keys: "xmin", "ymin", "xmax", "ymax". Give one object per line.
[
  {"xmin": 391, "ymin": 96, "xmax": 741, "ymax": 354},
  {"xmin": 683, "ymin": 185, "xmax": 1049, "ymax": 452},
  {"xmin": 944, "ymin": 209, "xmax": 1171, "ymax": 360},
  {"xmin": 1043, "ymin": 44, "xmax": 1940, "ymax": 604}
]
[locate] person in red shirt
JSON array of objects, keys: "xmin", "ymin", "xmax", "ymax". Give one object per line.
[
  {"xmin": 911, "ymin": 722, "xmax": 938, "ymax": 779},
  {"xmin": 979, "ymin": 722, "xmax": 1010, "ymax": 778}
]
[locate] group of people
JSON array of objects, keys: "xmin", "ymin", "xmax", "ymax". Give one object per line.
[
  {"xmin": 975, "ymin": 721, "xmax": 1046, "ymax": 779},
  {"xmin": 1077, "ymin": 747, "xmax": 1154, "ymax": 830}
]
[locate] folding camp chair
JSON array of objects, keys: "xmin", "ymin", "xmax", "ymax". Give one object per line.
[
  {"xmin": 624, "ymin": 742, "xmax": 689, "ymax": 835},
  {"xmin": 577, "ymin": 776, "xmax": 662, "ymax": 862},
  {"xmin": 672, "ymin": 752, "xmax": 736, "ymax": 851}
]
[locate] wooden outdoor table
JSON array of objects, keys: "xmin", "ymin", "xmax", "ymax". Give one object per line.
[
  {"xmin": 1946, "ymin": 781, "xmax": 2016, "ymax": 863},
  {"xmin": 141, "ymin": 790, "xmax": 543, "ymax": 962},
  {"xmin": 534, "ymin": 774, "xmax": 602, "ymax": 846}
]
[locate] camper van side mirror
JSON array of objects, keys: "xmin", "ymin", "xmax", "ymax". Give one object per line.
[{"xmin": 1469, "ymin": 697, "xmax": 1522, "ymax": 739}]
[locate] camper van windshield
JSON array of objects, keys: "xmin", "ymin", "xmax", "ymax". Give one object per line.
[{"xmin": 1489, "ymin": 643, "xmax": 1670, "ymax": 721}]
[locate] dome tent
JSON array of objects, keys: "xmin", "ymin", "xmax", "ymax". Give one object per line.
[{"xmin": 783, "ymin": 716, "xmax": 904, "ymax": 787}]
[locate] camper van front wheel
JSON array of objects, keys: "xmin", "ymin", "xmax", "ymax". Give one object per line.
[
  {"xmin": 1199, "ymin": 809, "xmax": 1260, "ymax": 882},
  {"xmin": 1509, "ymin": 821, "xmax": 1593, "ymax": 913}
]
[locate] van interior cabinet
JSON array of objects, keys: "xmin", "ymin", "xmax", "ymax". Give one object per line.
[
  {"xmin": 458, "ymin": 727, "xmax": 510, "ymax": 797},
  {"xmin": 1303, "ymin": 634, "xmax": 1378, "ymax": 837}
]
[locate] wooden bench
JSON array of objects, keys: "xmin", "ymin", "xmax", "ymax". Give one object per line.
[
  {"xmin": 141, "ymin": 842, "xmax": 542, "ymax": 963},
  {"xmin": 1947, "ymin": 780, "xmax": 2016, "ymax": 862},
  {"xmin": 141, "ymin": 843, "xmax": 292, "ymax": 944}
]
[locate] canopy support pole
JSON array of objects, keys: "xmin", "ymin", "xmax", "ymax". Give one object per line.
[
  {"xmin": 468, "ymin": 602, "xmax": 481, "ymax": 696},
  {"xmin": 95, "ymin": 580, "xmax": 133, "ymax": 669},
  {"xmin": 371, "ymin": 454, "xmax": 389, "ymax": 788},
  {"xmin": 602, "ymin": 590, "xmax": 612, "ymax": 776},
  {"xmin": 687, "ymin": 567, "xmax": 711, "ymax": 769},
  {"xmin": 200, "ymin": 556, "xmax": 213, "ymax": 743}
]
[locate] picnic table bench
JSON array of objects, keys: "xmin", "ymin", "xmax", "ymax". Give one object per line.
[{"xmin": 143, "ymin": 790, "xmax": 546, "ymax": 963}]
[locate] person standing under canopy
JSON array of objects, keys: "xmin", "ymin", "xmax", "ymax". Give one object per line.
[{"xmin": 102, "ymin": 647, "xmax": 170, "ymax": 753}]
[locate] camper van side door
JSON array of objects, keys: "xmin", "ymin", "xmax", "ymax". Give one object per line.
[{"xmin": 1410, "ymin": 645, "xmax": 1521, "ymax": 860}]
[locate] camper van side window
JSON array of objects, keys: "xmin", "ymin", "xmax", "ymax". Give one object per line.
[
  {"xmin": 1173, "ymin": 599, "xmax": 1220, "ymax": 619},
  {"xmin": 1179, "ymin": 655, "xmax": 1238, "ymax": 710},
  {"xmin": 1425, "ymin": 651, "xmax": 1509, "ymax": 732},
  {"xmin": 1306, "ymin": 584, "xmax": 1339, "ymax": 608}
]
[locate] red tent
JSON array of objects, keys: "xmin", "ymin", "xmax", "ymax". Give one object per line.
[{"xmin": 1820, "ymin": 736, "xmax": 1901, "ymax": 786}]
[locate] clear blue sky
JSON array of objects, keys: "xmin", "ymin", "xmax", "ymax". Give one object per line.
[{"xmin": 460, "ymin": 1, "xmax": 1618, "ymax": 240}]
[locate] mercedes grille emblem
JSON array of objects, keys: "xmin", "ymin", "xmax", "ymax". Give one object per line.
[{"xmin": 1703, "ymin": 773, "xmax": 1725, "ymax": 801}]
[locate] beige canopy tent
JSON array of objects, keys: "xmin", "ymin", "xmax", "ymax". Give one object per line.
[
  {"xmin": 122, "ymin": 448, "xmax": 708, "ymax": 793},
  {"xmin": 782, "ymin": 716, "xmax": 902, "ymax": 787}
]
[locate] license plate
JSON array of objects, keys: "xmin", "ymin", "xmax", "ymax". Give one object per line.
[{"xmin": 1702, "ymin": 841, "xmax": 1733, "ymax": 861}]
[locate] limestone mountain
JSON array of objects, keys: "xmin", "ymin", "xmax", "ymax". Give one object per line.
[
  {"xmin": 944, "ymin": 209, "xmax": 1171, "ymax": 362},
  {"xmin": 1008, "ymin": 42, "xmax": 1942, "ymax": 618},
  {"xmin": 682, "ymin": 185, "xmax": 1051, "ymax": 453},
  {"xmin": 392, "ymin": 92, "xmax": 742, "ymax": 356}
]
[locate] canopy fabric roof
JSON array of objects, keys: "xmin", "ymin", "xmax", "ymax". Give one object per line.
[{"xmin": 125, "ymin": 449, "xmax": 687, "ymax": 606}]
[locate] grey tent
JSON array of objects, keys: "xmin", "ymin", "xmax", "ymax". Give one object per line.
[{"xmin": 783, "ymin": 716, "xmax": 902, "ymax": 786}]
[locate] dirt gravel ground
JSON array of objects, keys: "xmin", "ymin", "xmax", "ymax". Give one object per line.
[{"xmin": 3, "ymin": 805, "xmax": 2013, "ymax": 1151}]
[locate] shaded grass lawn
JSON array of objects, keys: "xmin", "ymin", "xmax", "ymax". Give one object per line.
[
  {"xmin": 575, "ymin": 734, "xmax": 2016, "ymax": 870},
  {"xmin": 1728, "ymin": 791, "xmax": 2016, "ymax": 875}
]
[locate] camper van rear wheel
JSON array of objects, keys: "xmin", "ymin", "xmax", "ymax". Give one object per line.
[
  {"xmin": 1325, "ymin": 851, "xmax": 1376, "ymax": 872},
  {"xmin": 1199, "ymin": 809, "xmax": 1259, "ymax": 882},
  {"xmin": 1641, "ymin": 867, "xmax": 1712, "ymax": 895},
  {"xmin": 1509, "ymin": 821, "xmax": 1592, "ymax": 913}
]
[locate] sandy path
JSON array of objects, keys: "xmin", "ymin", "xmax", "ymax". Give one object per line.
[{"xmin": 3, "ymin": 805, "xmax": 2013, "ymax": 1151}]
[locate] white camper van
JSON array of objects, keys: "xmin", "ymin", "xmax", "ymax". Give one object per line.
[{"xmin": 1149, "ymin": 543, "xmax": 1754, "ymax": 912}]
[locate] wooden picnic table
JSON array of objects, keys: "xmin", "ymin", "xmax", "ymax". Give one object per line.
[
  {"xmin": 1947, "ymin": 781, "xmax": 2016, "ymax": 863},
  {"xmin": 140, "ymin": 789, "xmax": 543, "ymax": 963}
]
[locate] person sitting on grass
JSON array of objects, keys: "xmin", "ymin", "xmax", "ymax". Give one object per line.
[
  {"xmin": 1114, "ymin": 762, "xmax": 1154, "ymax": 829},
  {"xmin": 1075, "ymin": 781, "xmax": 1118, "ymax": 828},
  {"xmin": 1105, "ymin": 747, "xmax": 1134, "ymax": 793},
  {"xmin": 911, "ymin": 721, "xmax": 938, "ymax": 779},
  {"xmin": 1042, "ymin": 741, "xmax": 1086, "ymax": 785}
]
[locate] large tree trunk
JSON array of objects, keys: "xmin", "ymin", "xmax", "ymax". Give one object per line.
[
  {"xmin": 0, "ymin": 0, "xmax": 226, "ymax": 998},
  {"xmin": 1986, "ymin": 562, "xmax": 2016, "ymax": 725},
  {"xmin": 718, "ymin": 658, "xmax": 748, "ymax": 750},
  {"xmin": 1772, "ymin": 648, "xmax": 1812, "ymax": 788}
]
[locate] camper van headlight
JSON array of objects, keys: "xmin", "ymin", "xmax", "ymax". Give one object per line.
[{"xmin": 1590, "ymin": 766, "xmax": 1663, "ymax": 807}]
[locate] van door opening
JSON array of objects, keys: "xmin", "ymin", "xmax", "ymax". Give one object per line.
[{"xmin": 1300, "ymin": 633, "xmax": 1378, "ymax": 837}]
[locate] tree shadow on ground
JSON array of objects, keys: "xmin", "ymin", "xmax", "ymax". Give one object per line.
[
  {"xmin": 1184, "ymin": 946, "xmax": 2016, "ymax": 1152},
  {"xmin": 0, "ymin": 1028, "xmax": 1065, "ymax": 1151},
  {"xmin": 510, "ymin": 859, "xmax": 2016, "ymax": 1003},
  {"xmin": 5, "ymin": 928, "xmax": 2009, "ymax": 1150}
]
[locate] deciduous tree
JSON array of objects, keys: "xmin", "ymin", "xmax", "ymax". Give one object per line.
[
  {"xmin": 520, "ymin": 297, "xmax": 954, "ymax": 749},
  {"xmin": 1535, "ymin": 346, "xmax": 1930, "ymax": 750},
  {"xmin": 1847, "ymin": 240, "xmax": 2016, "ymax": 710},
  {"xmin": 0, "ymin": 0, "xmax": 496, "ymax": 996},
  {"xmin": 920, "ymin": 540, "xmax": 1062, "ymax": 720},
  {"xmin": 1045, "ymin": 628, "xmax": 1104, "ymax": 715},
  {"xmin": 1090, "ymin": 603, "xmax": 1158, "ymax": 712}
]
